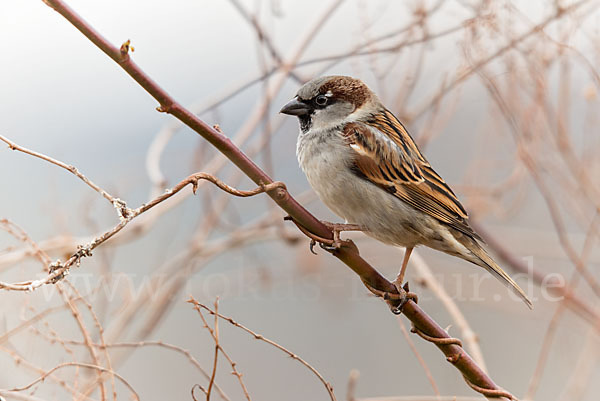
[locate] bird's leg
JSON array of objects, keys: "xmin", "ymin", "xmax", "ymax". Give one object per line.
[
  {"xmin": 389, "ymin": 247, "xmax": 417, "ymax": 313},
  {"xmin": 319, "ymin": 221, "xmax": 365, "ymax": 251},
  {"xmin": 394, "ymin": 246, "xmax": 413, "ymax": 287}
]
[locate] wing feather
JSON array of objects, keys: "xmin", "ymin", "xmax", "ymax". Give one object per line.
[{"xmin": 343, "ymin": 113, "xmax": 481, "ymax": 241}]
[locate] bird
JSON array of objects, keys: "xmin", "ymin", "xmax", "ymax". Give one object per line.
[{"xmin": 280, "ymin": 75, "xmax": 532, "ymax": 310}]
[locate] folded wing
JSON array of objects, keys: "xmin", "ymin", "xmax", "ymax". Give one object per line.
[{"xmin": 343, "ymin": 109, "xmax": 481, "ymax": 241}]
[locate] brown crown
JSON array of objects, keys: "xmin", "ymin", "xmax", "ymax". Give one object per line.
[{"xmin": 319, "ymin": 76, "xmax": 372, "ymax": 108}]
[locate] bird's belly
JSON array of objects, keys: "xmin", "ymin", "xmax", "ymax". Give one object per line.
[{"xmin": 298, "ymin": 133, "xmax": 434, "ymax": 247}]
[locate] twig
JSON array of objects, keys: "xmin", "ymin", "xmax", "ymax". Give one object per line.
[
  {"xmin": 189, "ymin": 297, "xmax": 337, "ymax": 401},
  {"xmin": 396, "ymin": 319, "xmax": 440, "ymax": 396},
  {"xmin": 0, "ymin": 300, "xmax": 83, "ymax": 345},
  {"xmin": 0, "ymin": 391, "xmax": 52, "ymax": 401},
  {"xmin": 207, "ymin": 298, "xmax": 220, "ymax": 401},
  {"xmin": 61, "ymin": 339, "xmax": 231, "ymax": 401},
  {"xmin": 6, "ymin": 362, "xmax": 139, "ymax": 401},
  {"xmin": 0, "ymin": 135, "xmax": 127, "ymax": 218},
  {"xmin": 192, "ymin": 384, "xmax": 206, "ymax": 401},
  {"xmin": 0, "ymin": 220, "xmax": 108, "ymax": 400},
  {"xmin": 410, "ymin": 252, "xmax": 487, "ymax": 372},
  {"xmin": 0, "ymin": 166, "xmax": 286, "ymax": 291},
  {"xmin": 65, "ymin": 283, "xmax": 117, "ymax": 401},
  {"xmin": 191, "ymin": 299, "xmax": 252, "ymax": 401},
  {"xmin": 0, "ymin": 345, "xmax": 90, "ymax": 399},
  {"xmin": 227, "ymin": 0, "xmax": 305, "ymax": 83},
  {"xmin": 56, "ymin": 286, "xmax": 107, "ymax": 401},
  {"xmin": 412, "ymin": 0, "xmax": 592, "ymax": 121}
]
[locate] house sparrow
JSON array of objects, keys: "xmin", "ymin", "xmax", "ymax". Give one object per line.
[{"xmin": 280, "ymin": 75, "xmax": 532, "ymax": 309}]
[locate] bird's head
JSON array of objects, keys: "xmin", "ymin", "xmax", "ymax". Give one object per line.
[{"xmin": 280, "ymin": 76, "xmax": 378, "ymax": 132}]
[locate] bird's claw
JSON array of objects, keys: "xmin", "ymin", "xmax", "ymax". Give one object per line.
[
  {"xmin": 309, "ymin": 239, "xmax": 318, "ymax": 255},
  {"xmin": 309, "ymin": 238, "xmax": 342, "ymax": 254},
  {"xmin": 364, "ymin": 281, "xmax": 418, "ymax": 315},
  {"xmin": 319, "ymin": 239, "xmax": 342, "ymax": 252},
  {"xmin": 389, "ymin": 282, "xmax": 418, "ymax": 315}
]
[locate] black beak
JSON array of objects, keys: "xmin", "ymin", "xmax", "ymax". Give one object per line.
[{"xmin": 279, "ymin": 97, "xmax": 310, "ymax": 116}]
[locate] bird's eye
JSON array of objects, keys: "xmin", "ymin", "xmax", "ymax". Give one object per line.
[{"xmin": 315, "ymin": 95, "xmax": 328, "ymax": 106}]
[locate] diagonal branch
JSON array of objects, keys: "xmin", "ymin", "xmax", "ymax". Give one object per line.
[{"xmin": 38, "ymin": 0, "xmax": 519, "ymax": 398}]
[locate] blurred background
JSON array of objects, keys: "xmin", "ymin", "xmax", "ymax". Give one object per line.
[{"xmin": 1, "ymin": 0, "xmax": 599, "ymax": 400}]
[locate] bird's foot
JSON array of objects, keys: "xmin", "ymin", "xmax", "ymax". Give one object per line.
[
  {"xmin": 389, "ymin": 281, "xmax": 419, "ymax": 315},
  {"xmin": 363, "ymin": 281, "xmax": 418, "ymax": 315},
  {"xmin": 283, "ymin": 216, "xmax": 365, "ymax": 254},
  {"xmin": 319, "ymin": 221, "xmax": 365, "ymax": 251}
]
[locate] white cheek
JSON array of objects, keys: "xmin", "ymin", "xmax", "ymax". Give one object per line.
[
  {"xmin": 309, "ymin": 109, "xmax": 333, "ymax": 131},
  {"xmin": 310, "ymin": 103, "xmax": 354, "ymax": 131}
]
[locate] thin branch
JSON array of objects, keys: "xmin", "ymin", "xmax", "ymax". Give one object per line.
[
  {"xmin": 396, "ymin": 319, "xmax": 440, "ymax": 396},
  {"xmin": 227, "ymin": 0, "xmax": 305, "ymax": 83},
  {"xmin": 192, "ymin": 300, "xmax": 252, "ymax": 401},
  {"xmin": 0, "ymin": 134, "xmax": 126, "ymax": 216},
  {"xmin": 206, "ymin": 298, "xmax": 220, "ymax": 401},
  {"xmin": 189, "ymin": 297, "xmax": 337, "ymax": 401},
  {"xmin": 0, "ymin": 344, "xmax": 92, "ymax": 400},
  {"xmin": 0, "ymin": 300, "xmax": 83, "ymax": 345},
  {"xmin": 411, "ymin": 252, "xmax": 487, "ymax": 372},
  {"xmin": 0, "ymin": 164, "xmax": 285, "ymax": 291},
  {"xmin": 62, "ymin": 339, "xmax": 231, "ymax": 401},
  {"xmin": 411, "ymin": 0, "xmax": 592, "ymax": 121},
  {"xmin": 6, "ymin": 362, "xmax": 139, "ymax": 401}
]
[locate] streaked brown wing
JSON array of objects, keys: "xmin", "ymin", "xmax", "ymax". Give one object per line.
[{"xmin": 343, "ymin": 113, "xmax": 481, "ymax": 241}]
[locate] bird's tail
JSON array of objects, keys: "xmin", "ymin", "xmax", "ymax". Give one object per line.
[{"xmin": 461, "ymin": 238, "xmax": 533, "ymax": 309}]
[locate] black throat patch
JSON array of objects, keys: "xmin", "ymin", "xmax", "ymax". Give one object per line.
[{"xmin": 299, "ymin": 114, "xmax": 312, "ymax": 133}]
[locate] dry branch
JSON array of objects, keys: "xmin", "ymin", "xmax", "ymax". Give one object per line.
[
  {"xmin": 55, "ymin": 339, "xmax": 232, "ymax": 401},
  {"xmin": 8, "ymin": 362, "xmax": 139, "ymax": 400},
  {"xmin": 0, "ymin": 161, "xmax": 285, "ymax": 292},
  {"xmin": 0, "ymin": 135, "xmax": 125, "ymax": 213},
  {"xmin": 193, "ymin": 299, "xmax": 252, "ymax": 401},
  {"xmin": 190, "ymin": 297, "xmax": 337, "ymax": 401}
]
